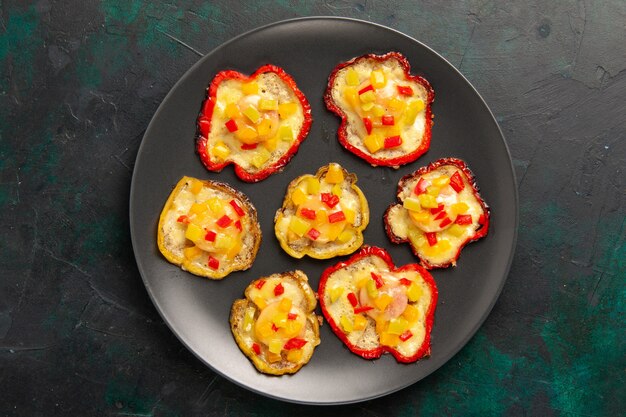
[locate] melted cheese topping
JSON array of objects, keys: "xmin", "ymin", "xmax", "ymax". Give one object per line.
[
  {"xmin": 323, "ymin": 256, "xmax": 433, "ymax": 358},
  {"xmin": 207, "ymin": 73, "xmax": 305, "ymax": 172},
  {"xmin": 330, "ymin": 56, "xmax": 428, "ymax": 159},
  {"xmin": 387, "ymin": 165, "xmax": 486, "ymax": 266}
]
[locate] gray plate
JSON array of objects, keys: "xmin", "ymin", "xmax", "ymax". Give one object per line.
[{"xmin": 130, "ymin": 17, "xmax": 518, "ymax": 405}]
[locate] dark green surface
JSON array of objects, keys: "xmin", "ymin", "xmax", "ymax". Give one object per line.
[{"xmin": 1, "ymin": 1, "xmax": 624, "ymax": 416}]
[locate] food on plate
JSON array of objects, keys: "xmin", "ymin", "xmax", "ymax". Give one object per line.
[
  {"xmin": 324, "ymin": 52, "xmax": 434, "ymax": 167},
  {"xmin": 157, "ymin": 176, "xmax": 261, "ymax": 279},
  {"xmin": 384, "ymin": 158, "xmax": 489, "ymax": 269},
  {"xmin": 196, "ymin": 65, "xmax": 312, "ymax": 182},
  {"xmin": 318, "ymin": 246, "xmax": 437, "ymax": 363},
  {"xmin": 274, "ymin": 163, "xmax": 369, "ymax": 259},
  {"xmin": 230, "ymin": 271, "xmax": 321, "ymax": 375}
]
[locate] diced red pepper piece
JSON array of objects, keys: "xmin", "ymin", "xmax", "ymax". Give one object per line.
[
  {"xmin": 478, "ymin": 214, "xmax": 486, "ymax": 225},
  {"xmin": 450, "ymin": 171, "xmax": 465, "ymax": 192},
  {"xmin": 274, "ymin": 283, "xmax": 285, "ymax": 296},
  {"xmin": 229, "ymin": 200, "xmax": 246, "ymax": 217},
  {"xmin": 426, "ymin": 232, "xmax": 437, "ymax": 246},
  {"xmin": 328, "ymin": 211, "xmax": 346, "ymax": 223},
  {"xmin": 216, "ymin": 215, "xmax": 233, "ymax": 228},
  {"xmin": 240, "ymin": 143, "xmax": 257, "ymax": 150},
  {"xmin": 354, "ymin": 305, "xmax": 374, "ymax": 314},
  {"xmin": 455, "ymin": 214, "xmax": 473, "ymax": 225},
  {"xmin": 399, "ymin": 330, "xmax": 413, "ymax": 342},
  {"xmin": 208, "ymin": 256, "xmax": 219, "ymax": 270},
  {"xmin": 271, "ymin": 323, "xmax": 279, "ymax": 332},
  {"xmin": 382, "ymin": 115, "xmax": 395, "ymax": 126},
  {"xmin": 384, "ymin": 135, "xmax": 402, "ymax": 148},
  {"xmin": 358, "ymin": 84, "xmax": 374, "ymax": 95},
  {"xmin": 397, "ymin": 85, "xmax": 413, "ymax": 96},
  {"xmin": 430, "ymin": 204, "xmax": 444, "ymax": 214},
  {"xmin": 235, "ymin": 220, "xmax": 242, "ymax": 231},
  {"xmin": 251, "ymin": 343, "xmax": 261, "ymax": 355},
  {"xmin": 434, "ymin": 210, "xmax": 447, "ymax": 220},
  {"xmin": 321, "ymin": 193, "xmax": 340, "ymax": 208},
  {"xmin": 204, "ymin": 230, "xmax": 217, "ymax": 242},
  {"xmin": 399, "ymin": 278, "xmax": 412, "ymax": 286},
  {"xmin": 287, "ymin": 313, "xmax": 298, "ymax": 320},
  {"xmin": 439, "ymin": 217, "xmax": 452, "ymax": 228},
  {"xmin": 307, "ymin": 228, "xmax": 321, "ymax": 240},
  {"xmin": 370, "ymin": 272, "xmax": 384, "ymax": 289},
  {"xmin": 198, "ymin": 117, "xmax": 211, "ymax": 137},
  {"xmin": 225, "ymin": 118, "xmax": 238, "ymax": 132},
  {"xmin": 363, "ymin": 117, "xmax": 373, "ymax": 134},
  {"xmin": 255, "ymin": 279, "xmax": 266, "ymax": 289},
  {"xmin": 300, "ymin": 208, "xmax": 316, "ymax": 220},
  {"xmin": 177, "ymin": 215, "xmax": 190, "ymax": 224},
  {"xmin": 347, "ymin": 292, "xmax": 358, "ymax": 307},
  {"xmin": 414, "ymin": 178, "xmax": 427, "ymax": 195},
  {"xmin": 284, "ymin": 337, "xmax": 307, "ymax": 350}
]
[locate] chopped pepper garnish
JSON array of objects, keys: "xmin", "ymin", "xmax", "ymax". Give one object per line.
[
  {"xmin": 384, "ymin": 135, "xmax": 402, "ymax": 149},
  {"xmin": 229, "ymin": 200, "xmax": 246, "ymax": 217},
  {"xmin": 397, "ymin": 85, "xmax": 414, "ymax": 96},
  {"xmin": 225, "ymin": 118, "xmax": 238, "ymax": 132},
  {"xmin": 371, "ymin": 272, "xmax": 384, "ymax": 288},
  {"xmin": 216, "ymin": 215, "xmax": 233, "ymax": 228},
  {"xmin": 347, "ymin": 292, "xmax": 358, "ymax": 307},
  {"xmin": 284, "ymin": 337, "xmax": 307, "ymax": 350},
  {"xmin": 307, "ymin": 228, "xmax": 321, "ymax": 240},
  {"xmin": 274, "ymin": 283, "xmax": 285, "ymax": 296},
  {"xmin": 177, "ymin": 215, "xmax": 190, "ymax": 224},
  {"xmin": 449, "ymin": 171, "xmax": 465, "ymax": 192},
  {"xmin": 251, "ymin": 342, "xmax": 261, "ymax": 355},
  {"xmin": 208, "ymin": 256, "xmax": 219, "ymax": 270},
  {"xmin": 255, "ymin": 279, "xmax": 266, "ymax": 289},
  {"xmin": 455, "ymin": 214, "xmax": 472, "ymax": 225},
  {"xmin": 328, "ymin": 211, "xmax": 346, "ymax": 224},
  {"xmin": 354, "ymin": 305, "xmax": 374, "ymax": 314},
  {"xmin": 426, "ymin": 232, "xmax": 437, "ymax": 246},
  {"xmin": 382, "ymin": 115, "xmax": 395, "ymax": 126},
  {"xmin": 321, "ymin": 193, "xmax": 340, "ymax": 208},
  {"xmin": 204, "ymin": 230, "xmax": 217, "ymax": 242},
  {"xmin": 363, "ymin": 117, "xmax": 373, "ymax": 134}
]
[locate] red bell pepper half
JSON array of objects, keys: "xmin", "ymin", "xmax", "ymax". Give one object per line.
[
  {"xmin": 196, "ymin": 65, "xmax": 312, "ymax": 182},
  {"xmin": 318, "ymin": 246, "xmax": 438, "ymax": 363},
  {"xmin": 324, "ymin": 52, "xmax": 434, "ymax": 167}
]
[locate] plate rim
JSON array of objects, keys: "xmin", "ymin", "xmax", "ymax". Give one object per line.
[{"xmin": 129, "ymin": 16, "xmax": 519, "ymax": 405}]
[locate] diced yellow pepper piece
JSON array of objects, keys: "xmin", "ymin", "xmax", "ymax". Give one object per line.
[
  {"xmin": 306, "ymin": 177, "xmax": 320, "ymax": 195},
  {"xmin": 346, "ymin": 68, "xmax": 359, "ymax": 86},
  {"xmin": 387, "ymin": 317, "xmax": 409, "ymax": 335},
  {"xmin": 332, "ymin": 184, "xmax": 342, "ymax": 197},
  {"xmin": 285, "ymin": 319, "xmax": 302, "ymax": 336},
  {"xmin": 235, "ymin": 125, "xmax": 258, "ymax": 143},
  {"xmin": 388, "ymin": 97, "xmax": 405, "ymax": 112},
  {"xmin": 370, "ymin": 70, "xmax": 386, "ymax": 88},
  {"xmin": 254, "ymin": 296, "xmax": 267, "ymax": 310},
  {"xmin": 366, "ymin": 279, "xmax": 379, "ymax": 299},
  {"xmin": 242, "ymin": 106, "xmax": 261, "ymax": 124},
  {"xmin": 409, "ymin": 210, "xmax": 430, "ymax": 224},
  {"xmin": 226, "ymin": 239, "xmax": 242, "ymax": 258},
  {"xmin": 447, "ymin": 224, "xmax": 466, "ymax": 237},
  {"xmin": 243, "ymin": 307, "xmax": 255, "ymax": 332},
  {"xmin": 188, "ymin": 178, "xmax": 203, "ymax": 194},
  {"xmin": 214, "ymin": 234, "xmax": 234, "ymax": 251},
  {"xmin": 375, "ymin": 317, "xmax": 388, "ymax": 334},
  {"xmin": 356, "ymin": 277, "xmax": 369, "ymax": 289},
  {"xmin": 361, "ymin": 101, "xmax": 375, "ymax": 112},
  {"xmin": 241, "ymin": 81, "xmax": 258, "ymax": 95},
  {"xmin": 325, "ymin": 222, "xmax": 346, "ymax": 241},
  {"xmin": 379, "ymin": 332, "xmax": 399, "ymax": 347},
  {"xmin": 263, "ymin": 136, "xmax": 278, "ymax": 151},
  {"xmin": 287, "ymin": 349, "xmax": 303, "ymax": 363},
  {"xmin": 433, "ymin": 175, "xmax": 450, "ymax": 187},
  {"xmin": 329, "ymin": 286, "xmax": 344, "ymax": 303},
  {"xmin": 278, "ymin": 102, "xmax": 298, "ymax": 119},
  {"xmin": 426, "ymin": 185, "xmax": 440, "ymax": 196},
  {"xmin": 374, "ymin": 293, "xmax": 393, "ymax": 311},
  {"xmin": 288, "ymin": 216, "xmax": 310, "ymax": 237},
  {"xmin": 273, "ymin": 312, "xmax": 288, "ymax": 329},
  {"xmin": 259, "ymin": 98, "xmax": 278, "ymax": 111},
  {"xmin": 326, "ymin": 163, "xmax": 344, "ymax": 184},
  {"xmin": 184, "ymin": 223, "xmax": 203, "ymax": 242},
  {"xmin": 372, "ymin": 104, "xmax": 386, "ymax": 117},
  {"xmin": 267, "ymin": 351, "xmax": 282, "ymax": 363},
  {"xmin": 251, "ymin": 148, "xmax": 271, "ymax": 168},
  {"xmin": 363, "ymin": 133, "xmax": 383, "ymax": 153},
  {"xmin": 359, "ymin": 90, "xmax": 376, "ymax": 103},
  {"xmin": 269, "ymin": 339, "xmax": 283, "ymax": 354},
  {"xmin": 401, "ymin": 304, "xmax": 420, "ymax": 323},
  {"xmin": 183, "ymin": 245, "xmax": 203, "ymax": 260},
  {"xmin": 337, "ymin": 229, "xmax": 354, "ymax": 243},
  {"xmin": 257, "ymin": 118, "xmax": 273, "ymax": 136},
  {"xmin": 353, "ymin": 314, "xmax": 368, "ymax": 331},
  {"xmin": 291, "ymin": 187, "xmax": 308, "ymax": 206},
  {"xmin": 207, "ymin": 198, "xmax": 224, "ymax": 215},
  {"xmin": 212, "ymin": 141, "xmax": 231, "ymax": 160},
  {"xmin": 408, "ymin": 229, "xmax": 426, "ymax": 248},
  {"xmin": 404, "ymin": 99, "xmax": 425, "ymax": 125},
  {"xmin": 451, "ymin": 202, "xmax": 470, "ymax": 215},
  {"xmin": 418, "ymin": 194, "xmax": 438, "ymax": 208},
  {"xmin": 340, "ymin": 315, "xmax": 354, "ymax": 333},
  {"xmin": 316, "ymin": 210, "xmax": 328, "ymax": 223},
  {"xmin": 187, "ymin": 203, "xmax": 204, "ymax": 217},
  {"xmin": 436, "ymin": 239, "xmax": 452, "ymax": 253},
  {"xmin": 343, "ymin": 87, "xmax": 359, "ymax": 109},
  {"xmin": 278, "ymin": 124, "xmax": 293, "ymax": 141},
  {"xmin": 279, "ymin": 297, "xmax": 292, "ymax": 312},
  {"xmin": 407, "ymin": 283, "xmax": 423, "ymax": 302},
  {"xmin": 403, "ymin": 197, "xmax": 422, "ymax": 212},
  {"xmin": 343, "ymin": 208, "xmax": 355, "ymax": 224},
  {"xmin": 225, "ymin": 103, "xmax": 240, "ymax": 119}
]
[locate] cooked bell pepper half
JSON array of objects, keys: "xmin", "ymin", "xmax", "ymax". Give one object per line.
[
  {"xmin": 384, "ymin": 157, "xmax": 490, "ymax": 269},
  {"xmin": 324, "ymin": 52, "xmax": 434, "ymax": 168},
  {"xmin": 157, "ymin": 176, "xmax": 262, "ymax": 279},
  {"xmin": 196, "ymin": 65, "xmax": 312, "ymax": 182},
  {"xmin": 229, "ymin": 270, "xmax": 321, "ymax": 375},
  {"xmin": 319, "ymin": 246, "xmax": 438, "ymax": 363},
  {"xmin": 274, "ymin": 163, "xmax": 370, "ymax": 259}
]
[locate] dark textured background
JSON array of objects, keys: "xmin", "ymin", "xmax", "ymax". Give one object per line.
[{"xmin": 1, "ymin": 1, "xmax": 624, "ymax": 416}]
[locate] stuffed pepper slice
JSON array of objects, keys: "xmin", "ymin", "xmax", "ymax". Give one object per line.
[
  {"xmin": 230, "ymin": 271, "xmax": 321, "ymax": 375},
  {"xmin": 384, "ymin": 158, "xmax": 490, "ymax": 269},
  {"xmin": 157, "ymin": 176, "xmax": 261, "ymax": 279},
  {"xmin": 196, "ymin": 65, "xmax": 312, "ymax": 182},
  {"xmin": 274, "ymin": 163, "xmax": 369, "ymax": 259},
  {"xmin": 325, "ymin": 52, "xmax": 434, "ymax": 168},
  {"xmin": 319, "ymin": 246, "xmax": 437, "ymax": 363}
]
